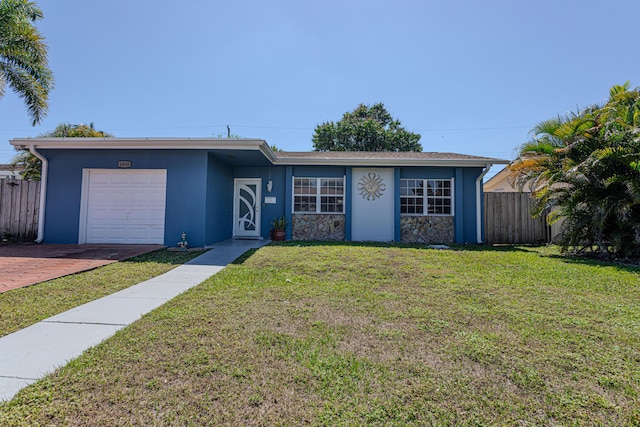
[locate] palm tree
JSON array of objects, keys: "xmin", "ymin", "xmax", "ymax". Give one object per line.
[
  {"xmin": 509, "ymin": 109, "xmax": 597, "ymax": 214},
  {"xmin": 42, "ymin": 122, "xmax": 113, "ymax": 138},
  {"xmin": 0, "ymin": 0, "xmax": 53, "ymax": 125},
  {"xmin": 510, "ymin": 83, "xmax": 640, "ymax": 258}
]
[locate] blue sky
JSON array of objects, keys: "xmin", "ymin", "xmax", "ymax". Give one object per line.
[{"xmin": 1, "ymin": 0, "xmax": 638, "ymax": 178}]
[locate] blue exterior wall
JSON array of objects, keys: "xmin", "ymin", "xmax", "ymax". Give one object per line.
[
  {"xmin": 38, "ymin": 147, "xmax": 487, "ymax": 246},
  {"xmin": 454, "ymin": 168, "xmax": 465, "ymax": 243},
  {"xmin": 285, "ymin": 166, "xmax": 293, "ymax": 240},
  {"xmin": 462, "ymin": 167, "xmax": 484, "ymax": 243},
  {"xmin": 40, "ymin": 149, "xmax": 210, "ymax": 246},
  {"xmin": 291, "ymin": 166, "xmax": 347, "ymax": 178},
  {"xmin": 344, "ymin": 168, "xmax": 353, "ymax": 241},
  {"xmin": 399, "ymin": 166, "xmax": 455, "ymax": 180},
  {"xmin": 206, "ymin": 154, "xmax": 233, "ymax": 245},
  {"xmin": 164, "ymin": 153, "xmax": 208, "ymax": 248},
  {"xmin": 40, "ymin": 149, "xmax": 85, "ymax": 244},
  {"xmin": 394, "ymin": 168, "xmax": 401, "ymax": 242}
]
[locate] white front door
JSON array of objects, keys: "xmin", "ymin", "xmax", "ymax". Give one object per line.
[
  {"xmin": 351, "ymin": 168, "xmax": 394, "ymax": 241},
  {"xmin": 233, "ymin": 178, "xmax": 261, "ymax": 238}
]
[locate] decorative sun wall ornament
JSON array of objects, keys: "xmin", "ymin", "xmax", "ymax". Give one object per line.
[{"xmin": 358, "ymin": 172, "xmax": 386, "ymax": 201}]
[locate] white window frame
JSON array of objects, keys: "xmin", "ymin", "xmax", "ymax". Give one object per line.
[
  {"xmin": 292, "ymin": 176, "xmax": 346, "ymax": 214},
  {"xmin": 400, "ymin": 178, "xmax": 455, "ymax": 216}
]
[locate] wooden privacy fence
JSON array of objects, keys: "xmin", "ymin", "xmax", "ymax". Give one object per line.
[
  {"xmin": 0, "ymin": 178, "xmax": 40, "ymax": 242},
  {"xmin": 484, "ymin": 192, "xmax": 554, "ymax": 244}
]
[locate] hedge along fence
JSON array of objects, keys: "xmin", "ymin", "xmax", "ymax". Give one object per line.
[{"xmin": 0, "ymin": 178, "xmax": 40, "ymax": 242}]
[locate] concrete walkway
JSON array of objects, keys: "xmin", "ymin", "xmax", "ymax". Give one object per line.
[{"xmin": 0, "ymin": 239, "xmax": 269, "ymax": 402}]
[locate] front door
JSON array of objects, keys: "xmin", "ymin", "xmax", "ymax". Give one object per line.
[{"xmin": 233, "ymin": 178, "xmax": 261, "ymax": 238}]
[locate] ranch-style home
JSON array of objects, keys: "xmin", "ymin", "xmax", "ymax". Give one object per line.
[{"xmin": 9, "ymin": 138, "xmax": 508, "ymax": 247}]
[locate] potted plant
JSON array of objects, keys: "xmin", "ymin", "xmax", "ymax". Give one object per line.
[{"xmin": 270, "ymin": 216, "xmax": 287, "ymax": 241}]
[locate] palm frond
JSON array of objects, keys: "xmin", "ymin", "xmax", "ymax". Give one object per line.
[{"xmin": 0, "ymin": 0, "xmax": 52, "ymax": 125}]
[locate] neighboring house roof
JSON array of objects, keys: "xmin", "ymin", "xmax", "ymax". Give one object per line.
[
  {"xmin": 0, "ymin": 164, "xmax": 22, "ymax": 179},
  {"xmin": 9, "ymin": 137, "xmax": 508, "ymax": 168},
  {"xmin": 484, "ymin": 166, "xmax": 528, "ymax": 192}
]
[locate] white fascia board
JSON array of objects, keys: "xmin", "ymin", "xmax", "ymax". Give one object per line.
[
  {"xmin": 259, "ymin": 144, "xmax": 278, "ymax": 162},
  {"xmin": 273, "ymin": 157, "xmax": 510, "ymax": 167},
  {"xmin": 9, "ymin": 137, "xmax": 271, "ymax": 152}
]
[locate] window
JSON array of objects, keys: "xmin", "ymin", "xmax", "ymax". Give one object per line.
[
  {"xmin": 400, "ymin": 179, "xmax": 453, "ymax": 215},
  {"xmin": 293, "ymin": 177, "xmax": 345, "ymax": 213},
  {"xmin": 401, "ymin": 179, "xmax": 424, "ymax": 214}
]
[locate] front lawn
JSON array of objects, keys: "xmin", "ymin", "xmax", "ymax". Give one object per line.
[{"xmin": 1, "ymin": 244, "xmax": 639, "ymax": 425}]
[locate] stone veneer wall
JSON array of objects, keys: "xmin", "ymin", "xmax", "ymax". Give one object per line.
[
  {"xmin": 292, "ymin": 214, "xmax": 345, "ymax": 241},
  {"xmin": 401, "ymin": 216, "xmax": 454, "ymax": 244}
]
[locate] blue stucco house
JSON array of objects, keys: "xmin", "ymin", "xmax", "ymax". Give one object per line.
[{"xmin": 9, "ymin": 138, "xmax": 507, "ymax": 247}]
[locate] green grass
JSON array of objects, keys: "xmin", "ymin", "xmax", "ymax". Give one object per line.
[
  {"xmin": 0, "ymin": 249, "xmax": 203, "ymax": 337},
  {"xmin": 1, "ymin": 243, "xmax": 640, "ymax": 426}
]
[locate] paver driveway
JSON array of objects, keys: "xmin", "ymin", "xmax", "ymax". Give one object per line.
[{"xmin": 0, "ymin": 244, "xmax": 164, "ymax": 292}]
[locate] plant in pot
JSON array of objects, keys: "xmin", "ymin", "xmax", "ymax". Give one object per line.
[{"xmin": 270, "ymin": 216, "xmax": 287, "ymax": 241}]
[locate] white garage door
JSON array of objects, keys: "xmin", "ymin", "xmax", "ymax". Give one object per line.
[{"xmin": 80, "ymin": 170, "xmax": 167, "ymax": 244}]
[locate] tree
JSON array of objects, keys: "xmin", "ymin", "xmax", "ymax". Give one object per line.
[
  {"xmin": 213, "ymin": 133, "xmax": 241, "ymax": 139},
  {"xmin": 0, "ymin": 0, "xmax": 53, "ymax": 125},
  {"xmin": 510, "ymin": 82, "xmax": 640, "ymax": 258},
  {"xmin": 41, "ymin": 122, "xmax": 112, "ymax": 138},
  {"xmin": 11, "ymin": 123, "xmax": 112, "ymax": 180},
  {"xmin": 312, "ymin": 103, "xmax": 422, "ymax": 152}
]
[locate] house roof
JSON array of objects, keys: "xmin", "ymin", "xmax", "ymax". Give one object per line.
[
  {"xmin": 9, "ymin": 137, "xmax": 508, "ymax": 168},
  {"xmin": 0, "ymin": 164, "xmax": 22, "ymax": 172},
  {"xmin": 274, "ymin": 151, "xmax": 507, "ymax": 167},
  {"xmin": 0, "ymin": 164, "xmax": 22, "ymax": 179}
]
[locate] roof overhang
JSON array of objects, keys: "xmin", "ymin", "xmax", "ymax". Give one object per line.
[
  {"xmin": 9, "ymin": 137, "xmax": 278, "ymax": 163},
  {"xmin": 9, "ymin": 137, "xmax": 509, "ymax": 168},
  {"xmin": 272, "ymin": 156, "xmax": 510, "ymax": 168}
]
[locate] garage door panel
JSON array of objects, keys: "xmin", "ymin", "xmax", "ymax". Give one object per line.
[
  {"xmin": 86, "ymin": 228, "xmax": 107, "ymax": 240},
  {"xmin": 83, "ymin": 170, "xmax": 167, "ymax": 244},
  {"xmin": 87, "ymin": 208, "xmax": 129, "ymax": 222},
  {"xmin": 87, "ymin": 172, "xmax": 111, "ymax": 184},
  {"xmin": 89, "ymin": 192, "xmax": 129, "ymax": 205},
  {"xmin": 128, "ymin": 218, "xmax": 164, "ymax": 226},
  {"xmin": 129, "ymin": 193, "xmax": 162, "ymax": 205},
  {"xmin": 131, "ymin": 174, "xmax": 164, "ymax": 185}
]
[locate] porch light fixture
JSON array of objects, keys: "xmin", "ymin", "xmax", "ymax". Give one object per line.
[{"xmin": 267, "ymin": 165, "xmax": 273, "ymax": 192}]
